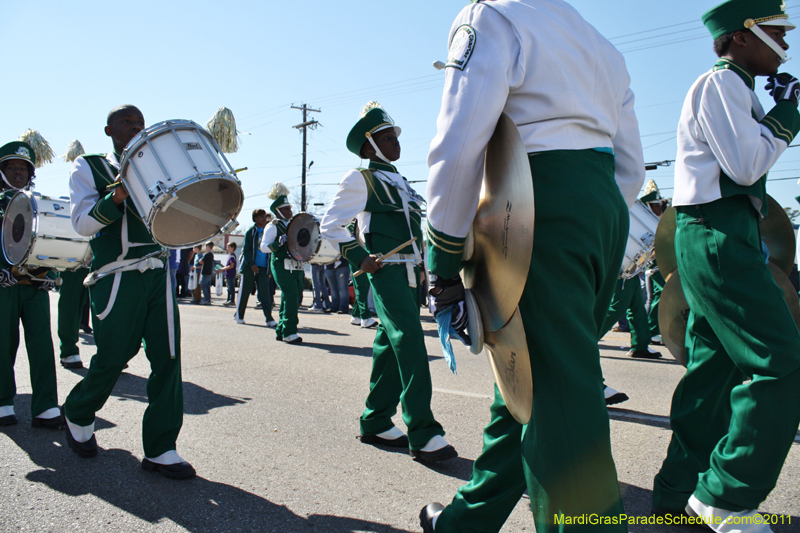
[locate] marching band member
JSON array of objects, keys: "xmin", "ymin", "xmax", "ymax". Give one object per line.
[
  {"xmin": 0, "ymin": 141, "xmax": 62, "ymax": 429},
  {"xmin": 652, "ymin": 1, "xmax": 800, "ymax": 528},
  {"xmin": 57, "ymin": 266, "xmax": 90, "ymax": 369},
  {"xmin": 320, "ymin": 102, "xmax": 457, "ymax": 462},
  {"xmin": 62, "ymin": 105, "xmax": 195, "ymax": 479},
  {"xmin": 421, "ymin": 0, "xmax": 644, "ymax": 530},
  {"xmin": 260, "ymin": 184, "xmax": 304, "ymax": 344}
]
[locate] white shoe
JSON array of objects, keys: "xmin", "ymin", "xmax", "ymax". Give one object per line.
[
  {"xmin": 686, "ymin": 495, "xmax": 773, "ymax": 533},
  {"xmin": 361, "ymin": 317, "xmax": 378, "ymax": 329},
  {"xmin": 651, "ymin": 335, "xmax": 664, "ymax": 345},
  {"xmin": 266, "ymin": 320, "xmax": 277, "ymax": 327},
  {"xmin": 350, "ymin": 316, "xmax": 361, "ymax": 325},
  {"xmin": 283, "ymin": 334, "xmax": 302, "ymax": 344},
  {"xmin": 235, "ymin": 318, "xmax": 245, "ymax": 324}
]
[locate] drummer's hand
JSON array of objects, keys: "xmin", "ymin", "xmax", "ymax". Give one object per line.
[
  {"xmin": 251, "ymin": 265, "xmax": 259, "ymax": 274},
  {"xmin": 278, "ymin": 235, "xmax": 288, "ymax": 247},
  {"xmin": 359, "ymin": 255, "xmax": 383, "ymax": 274},
  {"xmin": 111, "ymin": 176, "xmax": 129, "ymax": 205},
  {"xmin": 429, "ymin": 274, "xmax": 470, "ymax": 344}
]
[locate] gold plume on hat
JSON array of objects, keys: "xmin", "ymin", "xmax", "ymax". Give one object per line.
[
  {"xmin": 207, "ymin": 107, "xmax": 240, "ymax": 154},
  {"xmin": 62, "ymin": 140, "xmax": 86, "ymax": 163},
  {"xmin": 359, "ymin": 101, "xmax": 383, "ymax": 119},
  {"xmin": 267, "ymin": 182, "xmax": 290, "ymax": 200},
  {"xmin": 18, "ymin": 129, "xmax": 55, "ymax": 168},
  {"xmin": 643, "ymin": 179, "xmax": 661, "ymax": 200}
]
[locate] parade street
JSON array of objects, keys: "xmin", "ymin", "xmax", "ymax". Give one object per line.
[{"xmin": 1, "ymin": 293, "xmax": 798, "ymax": 533}]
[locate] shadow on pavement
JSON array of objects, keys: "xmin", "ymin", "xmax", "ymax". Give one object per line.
[
  {"xmin": 415, "ymin": 456, "xmax": 475, "ymax": 482},
  {"xmin": 6, "ymin": 432, "xmax": 414, "ymax": 533},
  {"xmin": 300, "ymin": 341, "xmax": 373, "ymax": 358}
]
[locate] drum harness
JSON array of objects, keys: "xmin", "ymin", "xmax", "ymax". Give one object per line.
[
  {"xmin": 371, "ymin": 170, "xmax": 424, "ymax": 288},
  {"xmin": 82, "ymin": 157, "xmax": 176, "ymax": 358}
]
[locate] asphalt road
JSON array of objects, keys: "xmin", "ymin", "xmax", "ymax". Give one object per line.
[{"xmin": 1, "ymin": 291, "xmax": 798, "ymax": 532}]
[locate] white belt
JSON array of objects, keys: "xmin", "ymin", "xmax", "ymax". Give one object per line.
[
  {"xmin": 377, "ymin": 252, "xmax": 419, "ymax": 287},
  {"xmin": 284, "ymin": 258, "xmax": 304, "ymax": 271},
  {"xmin": 83, "ymin": 256, "xmax": 165, "ymax": 287}
]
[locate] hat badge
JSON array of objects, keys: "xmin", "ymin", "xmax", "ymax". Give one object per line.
[
  {"xmin": 15, "ymin": 147, "xmax": 30, "ymax": 158},
  {"xmin": 781, "ymin": 1, "xmax": 787, "ymax": 12}
]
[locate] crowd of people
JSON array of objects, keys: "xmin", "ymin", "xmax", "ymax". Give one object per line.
[{"xmin": 2, "ymin": 0, "xmax": 800, "ymax": 531}]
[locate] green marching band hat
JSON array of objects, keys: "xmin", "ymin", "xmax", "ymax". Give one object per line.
[
  {"xmin": 702, "ymin": 0, "xmax": 795, "ymax": 39},
  {"xmin": 640, "ymin": 179, "xmax": 662, "ymax": 204},
  {"xmin": 346, "ymin": 101, "xmax": 402, "ymax": 157},
  {"xmin": 0, "ymin": 141, "xmax": 36, "ymax": 190},
  {"xmin": 267, "ymin": 182, "xmax": 292, "ymax": 218}
]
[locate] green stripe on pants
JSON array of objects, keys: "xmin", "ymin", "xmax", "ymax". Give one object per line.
[
  {"xmin": 653, "ymin": 196, "xmax": 800, "ymax": 512},
  {"xmin": 436, "ymin": 150, "xmax": 629, "ymax": 533}
]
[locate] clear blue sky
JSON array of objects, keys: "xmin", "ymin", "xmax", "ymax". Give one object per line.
[{"xmin": 3, "ymin": 0, "xmax": 799, "ymax": 220}]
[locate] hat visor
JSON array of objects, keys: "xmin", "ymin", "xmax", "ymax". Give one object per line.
[
  {"xmin": 759, "ymin": 19, "xmax": 796, "ymax": 31},
  {"xmin": 374, "ymin": 124, "xmax": 402, "ymax": 137}
]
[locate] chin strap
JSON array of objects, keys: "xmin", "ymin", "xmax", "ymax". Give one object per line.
[
  {"xmin": 367, "ymin": 136, "xmax": 392, "ymax": 164},
  {"xmin": 0, "ymin": 170, "xmax": 24, "ymax": 191},
  {"xmin": 747, "ymin": 21, "xmax": 791, "ymax": 64}
]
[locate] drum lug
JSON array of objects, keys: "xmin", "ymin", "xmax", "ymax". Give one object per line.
[
  {"xmin": 221, "ymin": 219, "xmax": 239, "ymax": 234},
  {"xmin": 639, "ymin": 231, "xmax": 654, "ymax": 246}
]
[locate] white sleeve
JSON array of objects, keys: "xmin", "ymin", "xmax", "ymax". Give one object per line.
[
  {"xmin": 260, "ymin": 224, "xmax": 277, "ymax": 253},
  {"xmin": 69, "ymin": 157, "xmax": 107, "ymax": 237},
  {"xmin": 320, "ymin": 170, "xmax": 368, "ymax": 248},
  {"xmin": 698, "ymin": 72, "xmax": 785, "ymax": 186},
  {"xmin": 426, "ymin": 5, "xmax": 520, "ymax": 239},
  {"xmin": 612, "ymin": 88, "xmax": 646, "ymax": 207}
]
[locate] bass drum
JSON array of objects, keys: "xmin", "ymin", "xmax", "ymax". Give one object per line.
[
  {"xmin": 1, "ymin": 190, "xmax": 34, "ymax": 266},
  {"xmin": 286, "ymin": 213, "xmax": 337, "ymax": 265}
]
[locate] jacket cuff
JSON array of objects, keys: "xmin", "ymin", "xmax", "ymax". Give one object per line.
[
  {"xmin": 340, "ymin": 240, "xmax": 369, "ymax": 270},
  {"xmin": 426, "ymin": 222, "xmax": 465, "ymax": 279},
  {"xmin": 761, "ymin": 100, "xmax": 800, "ymax": 145},
  {"xmin": 88, "ymin": 193, "xmax": 124, "ymax": 226}
]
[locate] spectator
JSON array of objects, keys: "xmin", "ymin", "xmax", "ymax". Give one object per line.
[
  {"xmin": 198, "ymin": 241, "xmax": 215, "ymax": 305},
  {"xmin": 218, "ymin": 242, "xmax": 238, "ymax": 306}
]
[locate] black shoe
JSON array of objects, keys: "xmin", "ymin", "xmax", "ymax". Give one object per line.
[
  {"xmin": 80, "ymin": 325, "xmax": 93, "ymax": 334},
  {"xmin": 627, "ymin": 348, "xmax": 662, "ymax": 359},
  {"xmin": 141, "ymin": 458, "xmax": 196, "ymax": 480},
  {"xmin": 32, "ymin": 415, "xmax": 64, "ymax": 429},
  {"xmin": 60, "ymin": 359, "xmax": 84, "ymax": 369},
  {"xmin": 276, "ymin": 334, "xmax": 283, "ymax": 341},
  {"xmin": 284, "ymin": 335, "xmax": 303, "ymax": 345},
  {"xmin": 420, "ymin": 502, "xmax": 444, "ymax": 533},
  {"xmin": 360, "ymin": 433, "xmax": 409, "ymax": 448},
  {"xmin": 605, "ymin": 392, "xmax": 629, "ymax": 406},
  {"xmin": 410, "ymin": 445, "xmax": 458, "ymax": 463},
  {"xmin": 62, "ymin": 407, "xmax": 98, "ymax": 458},
  {"xmin": 0, "ymin": 414, "xmax": 18, "ymax": 426}
]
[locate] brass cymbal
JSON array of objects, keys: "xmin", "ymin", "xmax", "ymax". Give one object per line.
[
  {"xmin": 483, "ymin": 307, "xmax": 533, "ymax": 425},
  {"xmin": 760, "ymin": 196, "xmax": 795, "ymax": 277},
  {"xmin": 463, "ymin": 113, "xmax": 535, "ymax": 332},
  {"xmin": 464, "ymin": 289, "xmax": 484, "ymax": 355},
  {"xmin": 657, "ymin": 270, "xmax": 689, "ymax": 366},
  {"xmin": 768, "ymin": 262, "xmax": 800, "ymax": 332},
  {"xmin": 653, "ymin": 206, "xmax": 677, "ymax": 277},
  {"xmin": 658, "ymin": 264, "xmax": 800, "ymax": 368}
]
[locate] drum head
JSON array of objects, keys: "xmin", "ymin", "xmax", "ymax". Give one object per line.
[
  {"xmin": 286, "ymin": 213, "xmax": 320, "ymax": 262},
  {"xmin": 1, "ymin": 191, "xmax": 34, "ymax": 266},
  {"xmin": 150, "ymin": 176, "xmax": 244, "ymax": 247}
]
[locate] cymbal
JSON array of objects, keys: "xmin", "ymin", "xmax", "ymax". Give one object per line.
[
  {"xmin": 657, "ymin": 270, "xmax": 689, "ymax": 366},
  {"xmin": 653, "ymin": 206, "xmax": 677, "ymax": 277},
  {"xmin": 483, "ymin": 307, "xmax": 533, "ymax": 425},
  {"xmin": 464, "ymin": 289, "xmax": 484, "ymax": 355},
  {"xmin": 760, "ymin": 196, "xmax": 795, "ymax": 277},
  {"xmin": 768, "ymin": 262, "xmax": 800, "ymax": 332},
  {"xmin": 463, "ymin": 113, "xmax": 535, "ymax": 332},
  {"xmin": 658, "ymin": 264, "xmax": 800, "ymax": 368}
]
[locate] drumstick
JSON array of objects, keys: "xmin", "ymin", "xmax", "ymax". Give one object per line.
[
  {"xmin": 353, "ymin": 237, "xmax": 417, "ymax": 277},
  {"xmin": 234, "ymin": 167, "xmax": 248, "ymax": 173}
]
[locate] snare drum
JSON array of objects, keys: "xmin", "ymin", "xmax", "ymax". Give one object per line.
[
  {"xmin": 621, "ymin": 200, "xmax": 660, "ymax": 279},
  {"xmin": 24, "ymin": 194, "xmax": 91, "ymax": 271},
  {"xmin": 120, "ymin": 120, "xmax": 244, "ymax": 248},
  {"xmin": 286, "ymin": 213, "xmax": 338, "ymax": 265},
  {"xmin": 1, "ymin": 189, "xmax": 34, "ymax": 266}
]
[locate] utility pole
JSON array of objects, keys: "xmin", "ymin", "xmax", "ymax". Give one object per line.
[{"xmin": 291, "ymin": 104, "xmax": 321, "ymax": 212}]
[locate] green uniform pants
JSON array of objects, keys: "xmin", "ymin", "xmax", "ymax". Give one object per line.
[
  {"xmin": 57, "ymin": 268, "xmax": 90, "ymax": 358},
  {"xmin": 362, "ymin": 263, "xmax": 444, "ymax": 450},
  {"xmin": 647, "ymin": 265, "xmax": 665, "ymax": 338},
  {"xmin": 436, "ymin": 150, "xmax": 628, "ymax": 533},
  {"xmin": 598, "ymin": 276, "xmax": 650, "ymax": 351},
  {"xmin": 64, "ymin": 268, "xmax": 183, "ymax": 458},
  {"xmin": 653, "ymin": 196, "xmax": 800, "ymax": 513},
  {"xmin": 351, "ymin": 263, "xmax": 371, "ymax": 320},
  {"xmin": 234, "ymin": 267, "xmax": 274, "ymax": 322},
  {"xmin": 0, "ymin": 284, "xmax": 58, "ymax": 418},
  {"xmin": 271, "ymin": 259, "xmax": 304, "ymax": 338}
]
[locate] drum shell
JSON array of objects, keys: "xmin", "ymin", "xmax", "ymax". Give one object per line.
[
  {"xmin": 308, "ymin": 238, "xmax": 339, "ymax": 265},
  {"xmin": 25, "ymin": 194, "xmax": 92, "ymax": 271},
  {"xmin": 120, "ymin": 120, "xmax": 244, "ymax": 248},
  {"xmin": 621, "ymin": 200, "xmax": 660, "ymax": 279}
]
